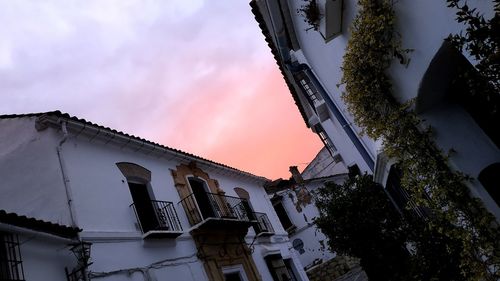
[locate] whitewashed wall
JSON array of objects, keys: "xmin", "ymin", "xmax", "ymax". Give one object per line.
[
  {"xmin": 283, "ymin": 0, "xmax": 499, "ymax": 218},
  {"xmin": 274, "ymin": 175, "xmax": 346, "ymax": 269},
  {"xmin": 0, "ymin": 115, "xmax": 309, "ymax": 281},
  {"xmin": 0, "ymin": 117, "xmax": 72, "ymax": 225}
]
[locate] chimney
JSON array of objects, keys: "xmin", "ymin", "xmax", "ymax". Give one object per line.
[{"xmin": 289, "ymin": 166, "xmax": 304, "ymax": 184}]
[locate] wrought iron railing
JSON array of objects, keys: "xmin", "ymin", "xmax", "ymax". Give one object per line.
[
  {"xmin": 253, "ymin": 212, "xmax": 275, "ymax": 235},
  {"xmin": 130, "ymin": 200, "xmax": 182, "ymax": 233},
  {"xmin": 179, "ymin": 192, "xmax": 250, "ymax": 226}
]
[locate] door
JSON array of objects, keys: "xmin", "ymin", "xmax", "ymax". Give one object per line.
[
  {"xmin": 129, "ymin": 182, "xmax": 157, "ymax": 232},
  {"xmin": 189, "ymin": 179, "xmax": 215, "ymax": 219}
]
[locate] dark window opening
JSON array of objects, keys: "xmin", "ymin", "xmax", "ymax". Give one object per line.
[
  {"xmin": 189, "ymin": 178, "xmax": 216, "ymax": 220},
  {"xmin": 347, "ymin": 164, "xmax": 360, "ymax": 179},
  {"xmin": 385, "ymin": 166, "xmax": 429, "ymax": 218},
  {"xmin": 128, "ymin": 182, "xmax": 159, "ymax": 233},
  {"xmin": 265, "ymin": 255, "xmax": 297, "ymax": 281},
  {"xmin": 478, "ymin": 163, "xmax": 500, "ymax": 207},
  {"xmin": 0, "ymin": 232, "xmax": 25, "ymax": 281},
  {"xmin": 271, "ymin": 199, "xmax": 294, "ymax": 232},
  {"xmin": 385, "ymin": 167, "xmax": 408, "ymax": 212},
  {"xmin": 224, "ymin": 272, "xmax": 243, "ymax": 281},
  {"xmin": 314, "ymin": 124, "xmax": 336, "ymax": 155}
]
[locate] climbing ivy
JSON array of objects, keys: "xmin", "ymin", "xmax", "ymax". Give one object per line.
[{"xmin": 340, "ymin": 0, "xmax": 500, "ymax": 279}]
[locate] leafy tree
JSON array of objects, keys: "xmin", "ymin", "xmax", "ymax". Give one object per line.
[
  {"xmin": 314, "ymin": 174, "xmax": 411, "ymax": 281},
  {"xmin": 315, "ymin": 174, "xmax": 469, "ymax": 281}
]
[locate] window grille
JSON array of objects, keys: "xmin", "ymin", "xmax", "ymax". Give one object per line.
[
  {"xmin": 0, "ymin": 232, "xmax": 25, "ymax": 281},
  {"xmin": 296, "ymin": 72, "xmax": 322, "ymax": 107},
  {"xmin": 316, "ymin": 127, "xmax": 337, "ymax": 155}
]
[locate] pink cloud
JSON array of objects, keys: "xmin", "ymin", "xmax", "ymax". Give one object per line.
[
  {"xmin": 0, "ymin": 0, "xmax": 323, "ymax": 180},
  {"xmin": 157, "ymin": 64, "xmax": 323, "ymax": 179}
]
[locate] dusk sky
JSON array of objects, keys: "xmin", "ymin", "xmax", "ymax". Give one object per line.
[{"xmin": 0, "ymin": 0, "xmax": 323, "ymax": 179}]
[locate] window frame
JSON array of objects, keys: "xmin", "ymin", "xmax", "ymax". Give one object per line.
[
  {"xmin": 221, "ymin": 264, "xmax": 249, "ymax": 281},
  {"xmin": 0, "ymin": 232, "xmax": 25, "ymax": 281}
]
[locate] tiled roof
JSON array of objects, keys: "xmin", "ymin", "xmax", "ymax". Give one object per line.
[
  {"xmin": 249, "ymin": 0, "xmax": 310, "ymax": 127},
  {"xmin": 0, "ymin": 111, "xmax": 268, "ymax": 181},
  {"xmin": 0, "ymin": 209, "xmax": 81, "ymax": 239}
]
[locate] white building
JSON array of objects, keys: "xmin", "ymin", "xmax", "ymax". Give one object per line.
[
  {"xmin": 251, "ymin": 0, "xmax": 499, "ymax": 220},
  {"xmin": 264, "ymin": 148, "xmax": 365, "ymax": 281},
  {"xmin": 0, "ymin": 111, "xmax": 310, "ymax": 281}
]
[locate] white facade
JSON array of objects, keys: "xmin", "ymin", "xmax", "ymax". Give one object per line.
[
  {"xmin": 0, "ymin": 112, "xmax": 309, "ymax": 281},
  {"xmin": 251, "ymin": 0, "xmax": 499, "ymax": 219},
  {"xmin": 266, "ymin": 148, "xmax": 348, "ymax": 270}
]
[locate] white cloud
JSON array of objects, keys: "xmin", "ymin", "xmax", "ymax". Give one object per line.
[{"xmin": 0, "ymin": 0, "xmax": 275, "ymax": 141}]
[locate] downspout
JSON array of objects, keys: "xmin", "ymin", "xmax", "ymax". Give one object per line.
[{"xmin": 57, "ymin": 121, "xmax": 78, "ymax": 227}]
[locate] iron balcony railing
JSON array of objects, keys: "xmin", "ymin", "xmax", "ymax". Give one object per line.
[
  {"xmin": 179, "ymin": 192, "xmax": 250, "ymax": 226},
  {"xmin": 253, "ymin": 212, "xmax": 275, "ymax": 235},
  {"xmin": 130, "ymin": 200, "xmax": 182, "ymax": 233}
]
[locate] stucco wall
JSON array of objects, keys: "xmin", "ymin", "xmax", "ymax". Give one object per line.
[
  {"xmin": 0, "ymin": 117, "xmax": 72, "ymax": 225},
  {"xmin": 52, "ymin": 124, "xmax": 306, "ymax": 281},
  {"xmin": 286, "ymin": 0, "xmax": 496, "ymax": 175}
]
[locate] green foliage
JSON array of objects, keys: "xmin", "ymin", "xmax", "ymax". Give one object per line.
[
  {"xmin": 446, "ymin": 0, "xmax": 500, "ymax": 94},
  {"xmin": 298, "ymin": 0, "xmax": 321, "ymax": 31},
  {"xmin": 339, "ymin": 0, "xmax": 500, "ymax": 279},
  {"xmin": 315, "ymin": 175, "xmax": 411, "ymax": 281},
  {"xmin": 315, "ymin": 175, "xmax": 468, "ymax": 281}
]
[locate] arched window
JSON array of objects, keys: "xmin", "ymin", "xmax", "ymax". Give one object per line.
[
  {"xmin": 116, "ymin": 162, "xmax": 158, "ymax": 233},
  {"xmin": 478, "ymin": 163, "xmax": 500, "ymax": 206},
  {"xmin": 187, "ymin": 177, "xmax": 215, "ymax": 220},
  {"xmin": 234, "ymin": 187, "xmax": 255, "ymax": 221}
]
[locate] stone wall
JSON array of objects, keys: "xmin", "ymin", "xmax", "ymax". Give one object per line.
[{"xmin": 306, "ymin": 256, "xmax": 360, "ymax": 281}]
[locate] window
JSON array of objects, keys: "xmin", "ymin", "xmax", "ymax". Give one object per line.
[
  {"xmin": 478, "ymin": 163, "xmax": 500, "ymax": 206},
  {"xmin": 265, "ymin": 255, "xmax": 297, "ymax": 281},
  {"xmin": 295, "ymin": 72, "xmax": 322, "ymax": 108},
  {"xmin": 128, "ymin": 181, "xmax": 160, "ymax": 233},
  {"xmin": 188, "ymin": 177, "xmax": 216, "ymax": 220},
  {"xmin": 0, "ymin": 232, "xmax": 25, "ymax": 281},
  {"xmin": 314, "ymin": 125, "xmax": 337, "ymax": 155},
  {"xmin": 234, "ymin": 188, "xmax": 259, "ymax": 230},
  {"xmin": 271, "ymin": 198, "xmax": 295, "ymax": 233},
  {"xmin": 385, "ymin": 166, "xmax": 429, "ymax": 218},
  {"xmin": 222, "ymin": 265, "xmax": 249, "ymax": 281},
  {"xmin": 117, "ymin": 162, "xmax": 182, "ymax": 237}
]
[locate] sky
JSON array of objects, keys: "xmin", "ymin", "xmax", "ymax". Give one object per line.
[{"xmin": 0, "ymin": 0, "xmax": 323, "ymax": 179}]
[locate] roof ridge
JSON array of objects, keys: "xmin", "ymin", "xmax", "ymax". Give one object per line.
[{"xmin": 22, "ymin": 111, "xmax": 269, "ymax": 181}]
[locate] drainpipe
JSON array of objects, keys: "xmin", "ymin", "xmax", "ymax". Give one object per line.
[
  {"xmin": 56, "ymin": 121, "xmax": 78, "ymax": 228},
  {"xmin": 269, "ymin": 19, "xmax": 375, "ymax": 171}
]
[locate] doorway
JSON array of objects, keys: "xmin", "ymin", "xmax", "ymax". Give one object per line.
[
  {"xmin": 189, "ymin": 178, "xmax": 215, "ymax": 219},
  {"xmin": 128, "ymin": 182, "xmax": 157, "ymax": 232}
]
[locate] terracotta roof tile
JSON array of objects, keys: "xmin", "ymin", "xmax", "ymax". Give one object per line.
[
  {"xmin": 0, "ymin": 111, "xmax": 268, "ymax": 181},
  {"xmin": 0, "ymin": 209, "xmax": 81, "ymax": 239}
]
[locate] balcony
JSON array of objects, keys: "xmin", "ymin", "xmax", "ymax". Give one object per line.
[
  {"xmin": 130, "ymin": 200, "xmax": 183, "ymax": 239},
  {"xmin": 252, "ymin": 212, "xmax": 275, "ymax": 236},
  {"xmin": 179, "ymin": 192, "xmax": 253, "ymax": 232}
]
